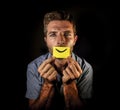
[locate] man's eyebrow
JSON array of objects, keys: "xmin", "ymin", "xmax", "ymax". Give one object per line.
[
  {"xmin": 48, "ymin": 30, "xmax": 72, "ymax": 34},
  {"xmin": 64, "ymin": 30, "xmax": 71, "ymax": 32},
  {"xmin": 64, "ymin": 30, "xmax": 72, "ymax": 33},
  {"xmin": 48, "ymin": 31, "xmax": 57, "ymax": 34}
]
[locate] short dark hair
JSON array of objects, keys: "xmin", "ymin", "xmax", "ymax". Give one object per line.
[{"xmin": 43, "ymin": 10, "xmax": 76, "ymax": 35}]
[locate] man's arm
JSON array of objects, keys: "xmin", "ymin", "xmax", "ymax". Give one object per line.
[
  {"xmin": 28, "ymin": 57, "xmax": 57, "ymax": 110},
  {"xmin": 28, "ymin": 81, "xmax": 55, "ymax": 110},
  {"xmin": 63, "ymin": 80, "xmax": 83, "ymax": 110},
  {"xmin": 62, "ymin": 57, "xmax": 84, "ymax": 110}
]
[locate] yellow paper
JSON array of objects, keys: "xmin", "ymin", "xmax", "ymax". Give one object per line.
[{"xmin": 53, "ymin": 47, "xmax": 70, "ymax": 58}]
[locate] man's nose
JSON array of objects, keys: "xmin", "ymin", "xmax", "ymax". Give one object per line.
[{"xmin": 57, "ymin": 35, "xmax": 65, "ymax": 45}]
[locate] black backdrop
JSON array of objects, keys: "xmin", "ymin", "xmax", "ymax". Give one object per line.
[{"xmin": 3, "ymin": 0, "xmax": 116, "ymax": 110}]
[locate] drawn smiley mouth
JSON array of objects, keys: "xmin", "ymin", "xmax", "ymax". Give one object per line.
[
  {"xmin": 53, "ymin": 47, "xmax": 70, "ymax": 58},
  {"xmin": 55, "ymin": 48, "xmax": 67, "ymax": 53}
]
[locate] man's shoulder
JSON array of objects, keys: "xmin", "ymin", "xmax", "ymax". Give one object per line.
[
  {"xmin": 73, "ymin": 53, "xmax": 92, "ymax": 71},
  {"xmin": 27, "ymin": 53, "xmax": 49, "ymax": 68}
]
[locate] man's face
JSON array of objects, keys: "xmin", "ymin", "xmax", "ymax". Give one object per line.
[{"xmin": 44, "ymin": 20, "xmax": 78, "ymax": 55}]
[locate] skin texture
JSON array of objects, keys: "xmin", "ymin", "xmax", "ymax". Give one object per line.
[
  {"xmin": 63, "ymin": 80, "xmax": 83, "ymax": 110},
  {"xmin": 28, "ymin": 20, "xmax": 83, "ymax": 110}
]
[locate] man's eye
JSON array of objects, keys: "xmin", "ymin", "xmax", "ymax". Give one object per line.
[
  {"xmin": 64, "ymin": 33, "xmax": 71, "ymax": 37},
  {"xmin": 49, "ymin": 33, "xmax": 56, "ymax": 37}
]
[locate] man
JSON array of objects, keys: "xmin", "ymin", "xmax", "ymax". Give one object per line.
[{"xmin": 25, "ymin": 10, "xmax": 93, "ymax": 110}]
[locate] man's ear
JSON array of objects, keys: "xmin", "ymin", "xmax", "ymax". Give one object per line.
[
  {"xmin": 73, "ymin": 35, "xmax": 78, "ymax": 45},
  {"xmin": 44, "ymin": 37, "xmax": 47, "ymax": 42}
]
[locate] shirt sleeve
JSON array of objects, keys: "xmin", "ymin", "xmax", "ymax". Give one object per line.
[
  {"xmin": 77, "ymin": 59, "xmax": 93, "ymax": 99},
  {"xmin": 25, "ymin": 63, "xmax": 43, "ymax": 99}
]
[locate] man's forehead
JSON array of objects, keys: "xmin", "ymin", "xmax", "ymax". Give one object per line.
[
  {"xmin": 47, "ymin": 20, "xmax": 73, "ymax": 28},
  {"xmin": 49, "ymin": 30, "xmax": 72, "ymax": 33}
]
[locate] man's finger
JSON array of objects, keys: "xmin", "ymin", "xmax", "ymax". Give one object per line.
[
  {"xmin": 39, "ymin": 57, "xmax": 55, "ymax": 70},
  {"xmin": 38, "ymin": 57, "xmax": 55, "ymax": 73},
  {"xmin": 65, "ymin": 67, "xmax": 75, "ymax": 80}
]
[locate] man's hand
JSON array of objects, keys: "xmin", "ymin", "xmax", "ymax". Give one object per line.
[
  {"xmin": 62, "ymin": 57, "xmax": 82, "ymax": 83},
  {"xmin": 38, "ymin": 57, "xmax": 57, "ymax": 82}
]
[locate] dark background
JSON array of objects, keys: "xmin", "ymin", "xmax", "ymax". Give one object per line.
[{"xmin": 3, "ymin": 0, "xmax": 117, "ymax": 110}]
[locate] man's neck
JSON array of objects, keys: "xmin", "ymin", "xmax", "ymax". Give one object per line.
[{"xmin": 54, "ymin": 58, "xmax": 68, "ymax": 74}]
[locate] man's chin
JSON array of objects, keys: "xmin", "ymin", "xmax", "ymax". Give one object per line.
[{"xmin": 56, "ymin": 58, "xmax": 66, "ymax": 60}]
